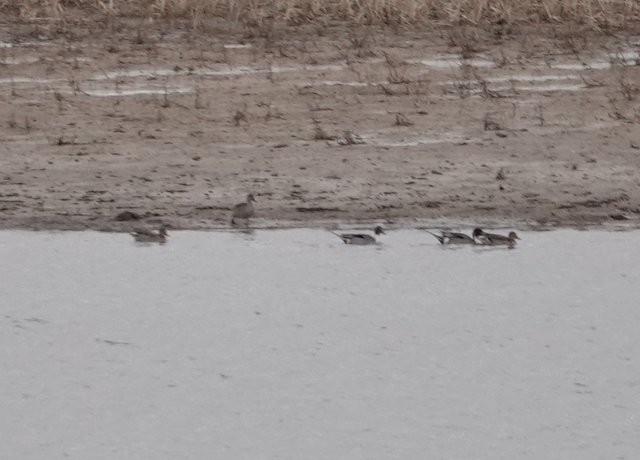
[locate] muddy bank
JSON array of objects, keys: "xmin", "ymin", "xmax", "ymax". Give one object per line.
[{"xmin": 1, "ymin": 21, "xmax": 640, "ymax": 231}]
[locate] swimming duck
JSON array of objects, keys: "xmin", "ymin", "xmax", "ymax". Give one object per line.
[
  {"xmin": 473, "ymin": 228, "xmax": 520, "ymax": 247},
  {"xmin": 426, "ymin": 230, "xmax": 475, "ymax": 245},
  {"xmin": 333, "ymin": 226, "xmax": 385, "ymax": 245},
  {"xmin": 231, "ymin": 193, "xmax": 256, "ymax": 225},
  {"xmin": 131, "ymin": 224, "xmax": 168, "ymax": 243}
]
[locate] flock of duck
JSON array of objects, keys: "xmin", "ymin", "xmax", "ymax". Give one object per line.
[
  {"xmin": 130, "ymin": 193, "xmax": 520, "ymax": 248},
  {"xmin": 329, "ymin": 226, "xmax": 519, "ymax": 247}
]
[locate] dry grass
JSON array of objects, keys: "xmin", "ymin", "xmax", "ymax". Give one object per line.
[{"xmin": 3, "ymin": 0, "xmax": 639, "ymax": 29}]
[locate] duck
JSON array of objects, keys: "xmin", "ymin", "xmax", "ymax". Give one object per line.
[
  {"xmin": 473, "ymin": 228, "xmax": 519, "ymax": 247},
  {"xmin": 426, "ymin": 230, "xmax": 475, "ymax": 245},
  {"xmin": 231, "ymin": 193, "xmax": 256, "ymax": 225},
  {"xmin": 333, "ymin": 226, "xmax": 385, "ymax": 245},
  {"xmin": 130, "ymin": 224, "xmax": 168, "ymax": 243}
]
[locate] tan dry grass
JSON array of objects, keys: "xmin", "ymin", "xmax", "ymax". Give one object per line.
[{"xmin": 2, "ymin": 0, "xmax": 639, "ymax": 28}]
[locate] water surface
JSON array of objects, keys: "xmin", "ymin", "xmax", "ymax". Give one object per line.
[{"xmin": 1, "ymin": 229, "xmax": 639, "ymax": 459}]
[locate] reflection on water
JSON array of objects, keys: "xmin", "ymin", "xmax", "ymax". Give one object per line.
[{"xmin": 1, "ymin": 229, "xmax": 639, "ymax": 459}]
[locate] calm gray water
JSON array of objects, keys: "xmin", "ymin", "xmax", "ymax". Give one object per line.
[{"xmin": 1, "ymin": 229, "xmax": 639, "ymax": 459}]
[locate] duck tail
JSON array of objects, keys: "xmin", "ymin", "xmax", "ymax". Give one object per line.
[
  {"xmin": 329, "ymin": 230, "xmax": 348, "ymax": 244},
  {"xmin": 425, "ymin": 230, "xmax": 445, "ymax": 244}
]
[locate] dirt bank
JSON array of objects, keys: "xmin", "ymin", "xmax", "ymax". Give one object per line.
[{"xmin": 1, "ymin": 20, "xmax": 640, "ymax": 231}]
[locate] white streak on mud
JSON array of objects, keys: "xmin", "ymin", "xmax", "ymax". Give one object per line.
[
  {"xmin": 440, "ymin": 74, "xmax": 581, "ymax": 86},
  {"xmin": 91, "ymin": 63, "xmax": 344, "ymax": 81},
  {"xmin": 509, "ymin": 83, "xmax": 586, "ymax": 92},
  {"xmin": 223, "ymin": 44, "xmax": 253, "ymax": 49},
  {"xmin": 409, "ymin": 55, "xmax": 496, "ymax": 69},
  {"xmin": 0, "ymin": 56, "xmax": 40, "ymax": 65},
  {"xmin": 54, "ymin": 85, "xmax": 193, "ymax": 97},
  {"xmin": 0, "ymin": 41, "xmax": 51, "ymax": 48},
  {"xmin": 0, "ymin": 77, "xmax": 58, "ymax": 85},
  {"xmin": 550, "ymin": 50, "xmax": 640, "ymax": 70},
  {"xmin": 440, "ymin": 75, "xmax": 587, "ymax": 94},
  {"xmin": 317, "ymin": 80, "xmax": 373, "ymax": 87},
  {"xmin": 83, "ymin": 87, "xmax": 193, "ymax": 97},
  {"xmin": 364, "ymin": 133, "xmax": 474, "ymax": 147}
]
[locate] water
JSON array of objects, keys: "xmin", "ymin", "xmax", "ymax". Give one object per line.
[{"xmin": 1, "ymin": 229, "xmax": 639, "ymax": 459}]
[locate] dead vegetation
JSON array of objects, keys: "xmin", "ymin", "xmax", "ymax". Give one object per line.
[
  {"xmin": 483, "ymin": 112, "xmax": 502, "ymax": 131},
  {"xmin": 394, "ymin": 113, "xmax": 413, "ymax": 127},
  {"xmin": 312, "ymin": 123, "xmax": 335, "ymax": 141},
  {"xmin": 617, "ymin": 69, "xmax": 639, "ymax": 101},
  {"xmin": 3, "ymin": 0, "xmax": 639, "ymax": 29},
  {"xmin": 232, "ymin": 107, "xmax": 248, "ymax": 126}
]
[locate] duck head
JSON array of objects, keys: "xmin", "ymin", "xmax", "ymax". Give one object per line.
[
  {"xmin": 374, "ymin": 226, "xmax": 385, "ymax": 235},
  {"xmin": 508, "ymin": 231, "xmax": 520, "ymax": 240},
  {"xmin": 472, "ymin": 228, "xmax": 484, "ymax": 239}
]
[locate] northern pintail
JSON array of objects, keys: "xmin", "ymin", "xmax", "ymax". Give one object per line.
[
  {"xmin": 333, "ymin": 226, "xmax": 385, "ymax": 245},
  {"xmin": 231, "ymin": 193, "xmax": 256, "ymax": 225},
  {"xmin": 426, "ymin": 230, "xmax": 475, "ymax": 245},
  {"xmin": 131, "ymin": 224, "xmax": 168, "ymax": 243},
  {"xmin": 473, "ymin": 228, "xmax": 520, "ymax": 247}
]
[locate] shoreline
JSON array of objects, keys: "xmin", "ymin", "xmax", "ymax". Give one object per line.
[{"xmin": 2, "ymin": 215, "xmax": 638, "ymax": 232}]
